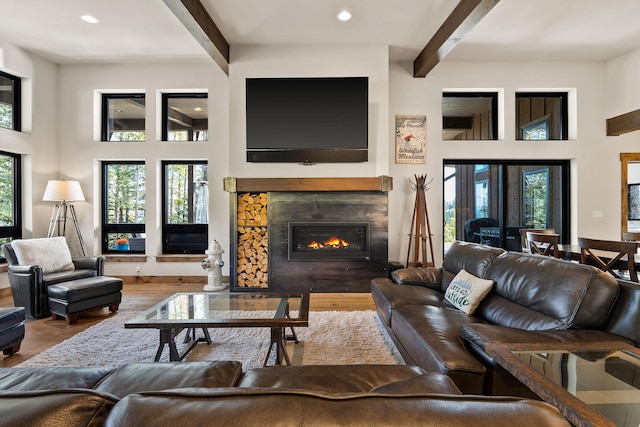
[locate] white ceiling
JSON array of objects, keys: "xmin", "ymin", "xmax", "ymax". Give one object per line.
[{"xmin": 1, "ymin": 0, "xmax": 640, "ymax": 66}]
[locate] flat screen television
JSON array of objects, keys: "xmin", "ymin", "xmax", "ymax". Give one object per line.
[{"xmin": 246, "ymin": 77, "xmax": 368, "ymax": 164}]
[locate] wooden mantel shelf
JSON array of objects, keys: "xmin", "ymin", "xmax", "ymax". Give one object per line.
[{"xmin": 224, "ymin": 176, "xmax": 393, "ymax": 193}]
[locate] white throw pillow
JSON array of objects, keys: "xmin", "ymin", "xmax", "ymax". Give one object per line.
[
  {"xmin": 11, "ymin": 237, "xmax": 75, "ymax": 274},
  {"xmin": 444, "ymin": 269, "xmax": 494, "ymax": 314}
]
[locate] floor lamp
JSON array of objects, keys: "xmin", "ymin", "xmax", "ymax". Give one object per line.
[{"xmin": 43, "ymin": 180, "xmax": 87, "ymax": 256}]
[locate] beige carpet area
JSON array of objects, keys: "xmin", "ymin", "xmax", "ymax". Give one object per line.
[{"xmin": 17, "ymin": 310, "xmax": 403, "ymax": 369}]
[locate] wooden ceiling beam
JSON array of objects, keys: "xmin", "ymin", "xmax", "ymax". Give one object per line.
[
  {"xmin": 413, "ymin": 0, "xmax": 500, "ymax": 78},
  {"xmin": 607, "ymin": 109, "xmax": 640, "ymax": 136},
  {"xmin": 163, "ymin": 0, "xmax": 230, "ymax": 75}
]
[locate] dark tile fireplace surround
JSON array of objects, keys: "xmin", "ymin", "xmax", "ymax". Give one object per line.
[{"xmin": 224, "ymin": 177, "xmax": 393, "ymax": 293}]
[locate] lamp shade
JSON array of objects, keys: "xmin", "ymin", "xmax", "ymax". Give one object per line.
[{"xmin": 42, "ymin": 180, "xmax": 85, "ymax": 202}]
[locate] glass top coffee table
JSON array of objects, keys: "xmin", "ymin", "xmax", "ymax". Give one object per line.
[
  {"xmin": 487, "ymin": 341, "xmax": 640, "ymax": 427},
  {"xmin": 125, "ymin": 292, "xmax": 309, "ymax": 366}
]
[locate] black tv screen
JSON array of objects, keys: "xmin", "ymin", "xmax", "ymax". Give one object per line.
[{"xmin": 246, "ymin": 77, "xmax": 368, "ymax": 164}]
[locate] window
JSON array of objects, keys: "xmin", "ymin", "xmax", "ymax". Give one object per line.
[
  {"xmin": 442, "ymin": 92, "xmax": 498, "ymax": 140},
  {"xmin": 101, "ymin": 94, "xmax": 145, "ymax": 141},
  {"xmin": 0, "ymin": 151, "xmax": 21, "ymax": 260},
  {"xmin": 161, "ymin": 93, "xmax": 208, "ymax": 141},
  {"xmin": 0, "ymin": 71, "xmax": 21, "ymax": 131},
  {"xmin": 443, "ymin": 160, "xmax": 569, "ymax": 253},
  {"xmin": 102, "ymin": 162, "xmax": 146, "ymax": 253},
  {"xmin": 516, "ymin": 92, "xmax": 568, "ymax": 140},
  {"xmin": 162, "ymin": 161, "xmax": 208, "ymax": 254},
  {"xmin": 523, "ymin": 169, "xmax": 549, "ymax": 228}
]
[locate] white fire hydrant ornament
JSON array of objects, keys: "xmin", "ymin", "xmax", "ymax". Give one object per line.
[{"xmin": 201, "ymin": 240, "xmax": 226, "ymax": 291}]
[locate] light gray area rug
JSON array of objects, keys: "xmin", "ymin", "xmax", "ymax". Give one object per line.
[{"xmin": 17, "ymin": 310, "xmax": 403, "ymax": 369}]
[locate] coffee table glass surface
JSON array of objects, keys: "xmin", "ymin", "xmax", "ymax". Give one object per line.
[
  {"xmin": 488, "ymin": 342, "xmax": 640, "ymax": 427},
  {"xmin": 125, "ymin": 292, "xmax": 309, "ymax": 364},
  {"xmin": 127, "ymin": 292, "xmax": 308, "ymax": 327}
]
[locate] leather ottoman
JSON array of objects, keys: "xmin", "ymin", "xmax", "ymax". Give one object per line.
[
  {"xmin": 47, "ymin": 276, "xmax": 123, "ymax": 324},
  {"xmin": 0, "ymin": 307, "xmax": 25, "ymax": 356}
]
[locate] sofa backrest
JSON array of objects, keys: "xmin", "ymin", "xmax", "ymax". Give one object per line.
[
  {"xmin": 604, "ymin": 279, "xmax": 640, "ymax": 345},
  {"xmin": 477, "ymin": 252, "xmax": 619, "ymax": 330},
  {"xmin": 441, "ymin": 241, "xmax": 505, "ymax": 292},
  {"xmin": 105, "ymin": 388, "xmax": 570, "ymax": 427}
]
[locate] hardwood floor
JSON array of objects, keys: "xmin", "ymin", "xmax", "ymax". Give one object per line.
[{"xmin": 0, "ymin": 282, "xmax": 375, "ymax": 368}]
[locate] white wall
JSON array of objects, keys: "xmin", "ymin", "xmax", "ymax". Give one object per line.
[
  {"xmin": 388, "ymin": 60, "xmax": 622, "ymax": 263},
  {"xmin": 55, "ymin": 62, "xmax": 229, "ymax": 277},
  {"xmin": 0, "ymin": 41, "xmax": 59, "ymax": 289},
  {"xmin": 3, "ymin": 37, "xmax": 640, "ymax": 287},
  {"xmin": 228, "ymin": 45, "xmax": 390, "ymax": 178}
]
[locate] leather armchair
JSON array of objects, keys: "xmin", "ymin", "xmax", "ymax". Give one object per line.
[{"xmin": 2, "ymin": 242, "xmax": 105, "ymax": 318}]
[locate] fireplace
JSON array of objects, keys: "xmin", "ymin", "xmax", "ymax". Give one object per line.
[
  {"xmin": 224, "ymin": 176, "xmax": 392, "ymax": 293},
  {"xmin": 288, "ymin": 222, "xmax": 370, "ymax": 261}
]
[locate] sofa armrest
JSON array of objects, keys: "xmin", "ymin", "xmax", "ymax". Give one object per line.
[
  {"xmin": 390, "ymin": 267, "xmax": 442, "ymax": 290},
  {"xmin": 72, "ymin": 256, "xmax": 105, "ymax": 275}
]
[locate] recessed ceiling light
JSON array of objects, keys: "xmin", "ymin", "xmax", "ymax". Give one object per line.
[
  {"xmin": 337, "ymin": 10, "xmax": 352, "ymax": 22},
  {"xmin": 81, "ymin": 15, "xmax": 99, "ymax": 24}
]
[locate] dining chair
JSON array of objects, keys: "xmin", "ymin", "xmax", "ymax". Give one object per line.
[
  {"xmin": 578, "ymin": 237, "xmax": 639, "ymax": 282},
  {"xmin": 526, "ymin": 232, "xmax": 561, "ymax": 258},
  {"xmin": 520, "ymin": 228, "xmax": 555, "ymax": 253},
  {"xmin": 621, "ymin": 231, "xmax": 640, "ymax": 242}
]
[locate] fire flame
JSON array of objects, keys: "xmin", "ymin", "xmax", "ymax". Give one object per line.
[{"xmin": 308, "ymin": 236, "xmax": 350, "ymax": 250}]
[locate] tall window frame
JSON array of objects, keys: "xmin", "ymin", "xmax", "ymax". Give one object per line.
[
  {"xmin": 161, "ymin": 93, "xmax": 208, "ymax": 141},
  {"xmin": 101, "ymin": 161, "xmax": 146, "ymax": 254},
  {"xmin": 161, "ymin": 160, "xmax": 208, "ymax": 254},
  {"xmin": 443, "ymin": 159, "xmax": 569, "ymax": 253},
  {"xmin": 101, "ymin": 93, "xmax": 146, "ymax": 142},
  {"xmin": 0, "ymin": 70, "xmax": 21, "ymax": 132},
  {"xmin": 0, "ymin": 151, "xmax": 22, "ymax": 260}
]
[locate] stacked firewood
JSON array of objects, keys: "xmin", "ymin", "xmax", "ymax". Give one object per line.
[{"xmin": 236, "ymin": 192, "xmax": 268, "ymax": 288}]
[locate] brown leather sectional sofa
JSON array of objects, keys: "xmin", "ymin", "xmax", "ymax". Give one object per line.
[
  {"xmin": 371, "ymin": 240, "xmax": 640, "ymax": 395},
  {"xmin": 0, "ymin": 362, "xmax": 570, "ymax": 426}
]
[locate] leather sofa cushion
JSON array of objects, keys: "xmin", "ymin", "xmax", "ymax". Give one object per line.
[
  {"xmin": 0, "ymin": 389, "xmax": 117, "ymax": 426},
  {"xmin": 391, "ymin": 305, "xmax": 487, "ymax": 394},
  {"xmin": 441, "ymin": 241, "xmax": 505, "ymax": 291},
  {"xmin": 95, "ymin": 361, "xmax": 243, "ymax": 398},
  {"xmin": 391, "ymin": 267, "xmax": 442, "ymax": 287},
  {"xmin": 105, "ymin": 388, "xmax": 570, "ymax": 427},
  {"xmin": 370, "ymin": 279, "xmax": 448, "ymax": 326},
  {"xmin": 605, "ymin": 279, "xmax": 640, "ymax": 346},
  {"xmin": 44, "ymin": 269, "xmax": 98, "ymax": 286},
  {"xmin": 47, "ymin": 276, "xmax": 123, "ymax": 303},
  {"xmin": 0, "ymin": 307, "xmax": 25, "ymax": 332},
  {"xmin": 369, "ymin": 373, "xmax": 462, "ymax": 394},
  {"xmin": 237, "ymin": 365, "xmax": 458, "ymax": 394},
  {"xmin": 0, "ymin": 367, "xmax": 116, "ymax": 391},
  {"xmin": 480, "ymin": 253, "xmax": 619, "ymax": 330}
]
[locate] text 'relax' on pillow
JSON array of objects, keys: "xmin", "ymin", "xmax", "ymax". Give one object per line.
[
  {"xmin": 11, "ymin": 237, "xmax": 75, "ymax": 274},
  {"xmin": 444, "ymin": 269, "xmax": 494, "ymax": 314}
]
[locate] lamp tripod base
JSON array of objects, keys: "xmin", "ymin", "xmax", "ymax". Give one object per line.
[{"xmin": 47, "ymin": 202, "xmax": 87, "ymax": 256}]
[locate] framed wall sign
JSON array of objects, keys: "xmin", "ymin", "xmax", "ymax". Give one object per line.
[{"xmin": 395, "ymin": 114, "xmax": 426, "ymax": 164}]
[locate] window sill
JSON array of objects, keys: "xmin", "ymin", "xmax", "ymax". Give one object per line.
[
  {"xmin": 104, "ymin": 254, "xmax": 148, "ymax": 263},
  {"xmin": 156, "ymin": 254, "xmax": 205, "ymax": 263}
]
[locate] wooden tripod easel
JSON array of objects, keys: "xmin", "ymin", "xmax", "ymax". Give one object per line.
[{"xmin": 406, "ymin": 174, "xmax": 435, "ymax": 268}]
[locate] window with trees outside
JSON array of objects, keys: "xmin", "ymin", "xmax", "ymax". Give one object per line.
[
  {"xmin": 0, "ymin": 151, "xmax": 21, "ymax": 261},
  {"xmin": 101, "ymin": 94, "xmax": 145, "ymax": 141},
  {"xmin": 162, "ymin": 161, "xmax": 208, "ymax": 254},
  {"xmin": 102, "ymin": 161, "xmax": 145, "ymax": 253},
  {"xmin": 0, "ymin": 71, "xmax": 21, "ymax": 132},
  {"xmin": 444, "ymin": 160, "xmax": 568, "ymax": 253},
  {"xmin": 162, "ymin": 93, "xmax": 208, "ymax": 141}
]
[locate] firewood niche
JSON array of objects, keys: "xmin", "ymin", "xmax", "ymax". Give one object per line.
[{"xmin": 224, "ymin": 177, "xmax": 393, "ymax": 293}]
